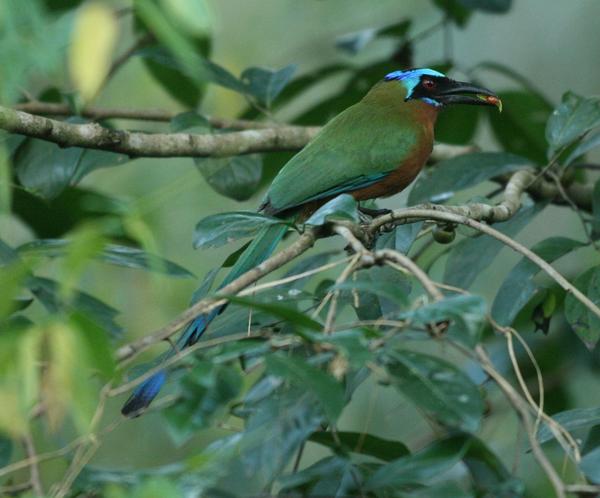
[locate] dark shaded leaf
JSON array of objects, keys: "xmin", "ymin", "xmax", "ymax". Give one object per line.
[
  {"xmin": 458, "ymin": 0, "xmax": 512, "ymax": 12},
  {"xmin": 12, "ymin": 187, "xmax": 129, "ymax": 239},
  {"xmin": 365, "ymin": 434, "xmax": 472, "ymax": 489},
  {"xmin": 0, "ymin": 436, "xmax": 12, "ymax": 468},
  {"xmin": 433, "ymin": 0, "xmax": 472, "ymax": 27},
  {"xmin": 564, "ymin": 266, "xmax": 600, "ymax": 348},
  {"xmin": 492, "ymin": 237, "xmax": 584, "ymax": 326},
  {"xmin": 44, "ymin": 0, "xmax": 83, "ymax": 11},
  {"xmin": 385, "ymin": 350, "xmax": 484, "ymax": 432},
  {"xmin": 193, "ymin": 211, "xmax": 286, "ymax": 249},
  {"xmin": 309, "ymin": 430, "xmax": 410, "ymax": 461},
  {"xmin": 17, "ymin": 240, "xmax": 194, "ymax": 277},
  {"xmin": 463, "ymin": 437, "xmax": 524, "ymax": 497},
  {"xmin": 408, "ymin": 152, "xmax": 529, "ymax": 205},
  {"xmin": 537, "ymin": 407, "xmax": 600, "ymax": 445},
  {"xmin": 14, "ymin": 127, "xmax": 129, "ymax": 199},
  {"xmin": 546, "ymin": 92, "xmax": 600, "ymax": 158},
  {"xmin": 164, "ymin": 362, "xmax": 242, "ymax": 445},
  {"xmin": 266, "ymin": 353, "xmax": 345, "ymax": 421},
  {"xmin": 194, "ymin": 154, "xmax": 263, "ymax": 201},
  {"xmin": 241, "ymin": 65, "xmax": 297, "ymax": 108},
  {"xmin": 435, "ymin": 105, "xmax": 480, "ymax": 145},
  {"xmin": 489, "ymin": 90, "xmax": 553, "ymax": 163},
  {"xmin": 170, "ymin": 111, "xmax": 211, "ymax": 132},
  {"xmin": 304, "ymin": 194, "xmax": 358, "ymax": 226},
  {"xmin": 444, "ymin": 203, "xmax": 543, "ymax": 289}
]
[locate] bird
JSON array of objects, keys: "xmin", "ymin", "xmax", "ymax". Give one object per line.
[{"xmin": 121, "ymin": 68, "xmax": 501, "ymax": 416}]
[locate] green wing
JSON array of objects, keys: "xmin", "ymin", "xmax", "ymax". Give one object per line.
[{"xmin": 264, "ymin": 101, "xmax": 421, "ymax": 213}]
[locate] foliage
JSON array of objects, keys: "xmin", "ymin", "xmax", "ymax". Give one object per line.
[{"xmin": 1, "ymin": 1, "xmax": 600, "ymax": 497}]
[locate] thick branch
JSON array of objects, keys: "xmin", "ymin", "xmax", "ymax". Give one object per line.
[{"xmin": 1, "ymin": 105, "xmax": 471, "ymax": 161}]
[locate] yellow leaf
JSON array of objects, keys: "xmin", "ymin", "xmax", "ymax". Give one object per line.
[{"xmin": 69, "ymin": 2, "xmax": 118, "ymax": 102}]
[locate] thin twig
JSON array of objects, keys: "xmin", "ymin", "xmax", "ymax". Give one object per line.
[
  {"xmin": 22, "ymin": 432, "xmax": 43, "ymax": 496},
  {"xmin": 475, "ymin": 346, "xmax": 566, "ymax": 498}
]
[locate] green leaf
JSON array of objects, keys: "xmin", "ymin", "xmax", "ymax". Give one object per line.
[
  {"xmin": 404, "ymin": 295, "xmax": 487, "ymax": 347},
  {"xmin": 0, "ymin": 436, "xmax": 12, "ymax": 468},
  {"xmin": 435, "ymin": 105, "xmax": 480, "ymax": 145},
  {"xmin": 170, "ymin": 111, "xmax": 211, "ymax": 132},
  {"xmin": 537, "ymin": 407, "xmax": 600, "ymax": 445},
  {"xmin": 335, "ymin": 20, "xmax": 411, "ymax": 55},
  {"xmin": 384, "ymin": 350, "xmax": 484, "ymax": 432},
  {"xmin": 489, "ymin": 90, "xmax": 553, "ymax": 163},
  {"xmin": 463, "ymin": 437, "xmax": 524, "ymax": 496},
  {"xmin": 131, "ymin": 477, "xmax": 183, "ymax": 498},
  {"xmin": 12, "ymin": 187, "xmax": 129, "ymax": 239},
  {"xmin": 492, "ymin": 237, "xmax": 584, "ymax": 326},
  {"xmin": 28, "ymin": 277, "xmax": 121, "ymax": 338},
  {"xmin": 227, "ymin": 296, "xmax": 322, "ymax": 332},
  {"xmin": 565, "ymin": 131, "xmax": 600, "ymax": 165},
  {"xmin": 14, "ymin": 127, "xmax": 129, "ymax": 200},
  {"xmin": 164, "ymin": 362, "xmax": 241, "ymax": 445},
  {"xmin": 278, "ymin": 455, "xmax": 357, "ymax": 496},
  {"xmin": 433, "ymin": 0, "xmax": 472, "ymax": 27},
  {"xmin": 365, "ymin": 434, "xmax": 472, "ymax": 489},
  {"xmin": 188, "ymin": 386, "xmax": 323, "ymax": 495},
  {"xmin": 376, "ymin": 221, "xmax": 424, "ymax": 254},
  {"xmin": 408, "ymin": 152, "xmax": 529, "ymax": 205},
  {"xmin": 17, "ymin": 240, "xmax": 194, "ymax": 277},
  {"xmin": 241, "ymin": 64, "xmax": 297, "ymax": 108},
  {"xmin": 580, "ymin": 446, "xmax": 600, "ymax": 484},
  {"xmin": 564, "ymin": 266, "xmax": 600, "ymax": 348},
  {"xmin": 444, "ymin": 203, "xmax": 543, "ymax": 289},
  {"xmin": 44, "ymin": 0, "xmax": 83, "ymax": 11},
  {"xmin": 305, "ymin": 194, "xmax": 358, "ymax": 226},
  {"xmin": 266, "ymin": 353, "xmax": 345, "ymax": 421},
  {"xmin": 309, "ymin": 431, "xmax": 410, "ymax": 461},
  {"xmin": 546, "ymin": 92, "xmax": 600, "ymax": 157},
  {"xmin": 458, "ymin": 0, "xmax": 512, "ymax": 12},
  {"xmin": 194, "ymin": 154, "xmax": 263, "ymax": 201},
  {"xmin": 193, "ymin": 211, "xmax": 286, "ymax": 249},
  {"xmin": 593, "ymin": 179, "xmax": 600, "ymax": 235}
]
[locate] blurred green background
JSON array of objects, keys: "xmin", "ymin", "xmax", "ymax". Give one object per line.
[{"xmin": 2, "ymin": 0, "xmax": 600, "ymax": 493}]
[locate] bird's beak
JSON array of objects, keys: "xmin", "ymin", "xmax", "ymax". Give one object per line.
[{"xmin": 434, "ymin": 80, "xmax": 502, "ymax": 111}]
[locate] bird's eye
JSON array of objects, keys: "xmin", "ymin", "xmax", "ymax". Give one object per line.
[{"xmin": 422, "ymin": 79, "xmax": 436, "ymax": 90}]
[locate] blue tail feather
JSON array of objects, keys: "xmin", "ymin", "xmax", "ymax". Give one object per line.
[{"xmin": 121, "ymin": 223, "xmax": 288, "ymax": 417}]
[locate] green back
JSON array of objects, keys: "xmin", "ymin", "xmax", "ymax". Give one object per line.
[{"xmin": 264, "ymin": 80, "xmax": 433, "ymax": 213}]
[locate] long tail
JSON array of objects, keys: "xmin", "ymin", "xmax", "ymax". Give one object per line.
[{"xmin": 121, "ymin": 223, "xmax": 288, "ymax": 416}]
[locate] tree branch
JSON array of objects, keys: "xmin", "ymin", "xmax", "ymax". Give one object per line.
[{"xmin": 1, "ymin": 105, "xmax": 472, "ymax": 161}]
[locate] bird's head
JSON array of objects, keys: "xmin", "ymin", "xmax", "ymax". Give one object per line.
[{"xmin": 385, "ymin": 68, "xmax": 502, "ymax": 111}]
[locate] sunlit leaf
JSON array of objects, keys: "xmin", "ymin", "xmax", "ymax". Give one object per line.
[
  {"xmin": 384, "ymin": 350, "xmax": 484, "ymax": 432},
  {"xmin": 69, "ymin": 2, "xmax": 118, "ymax": 101}
]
